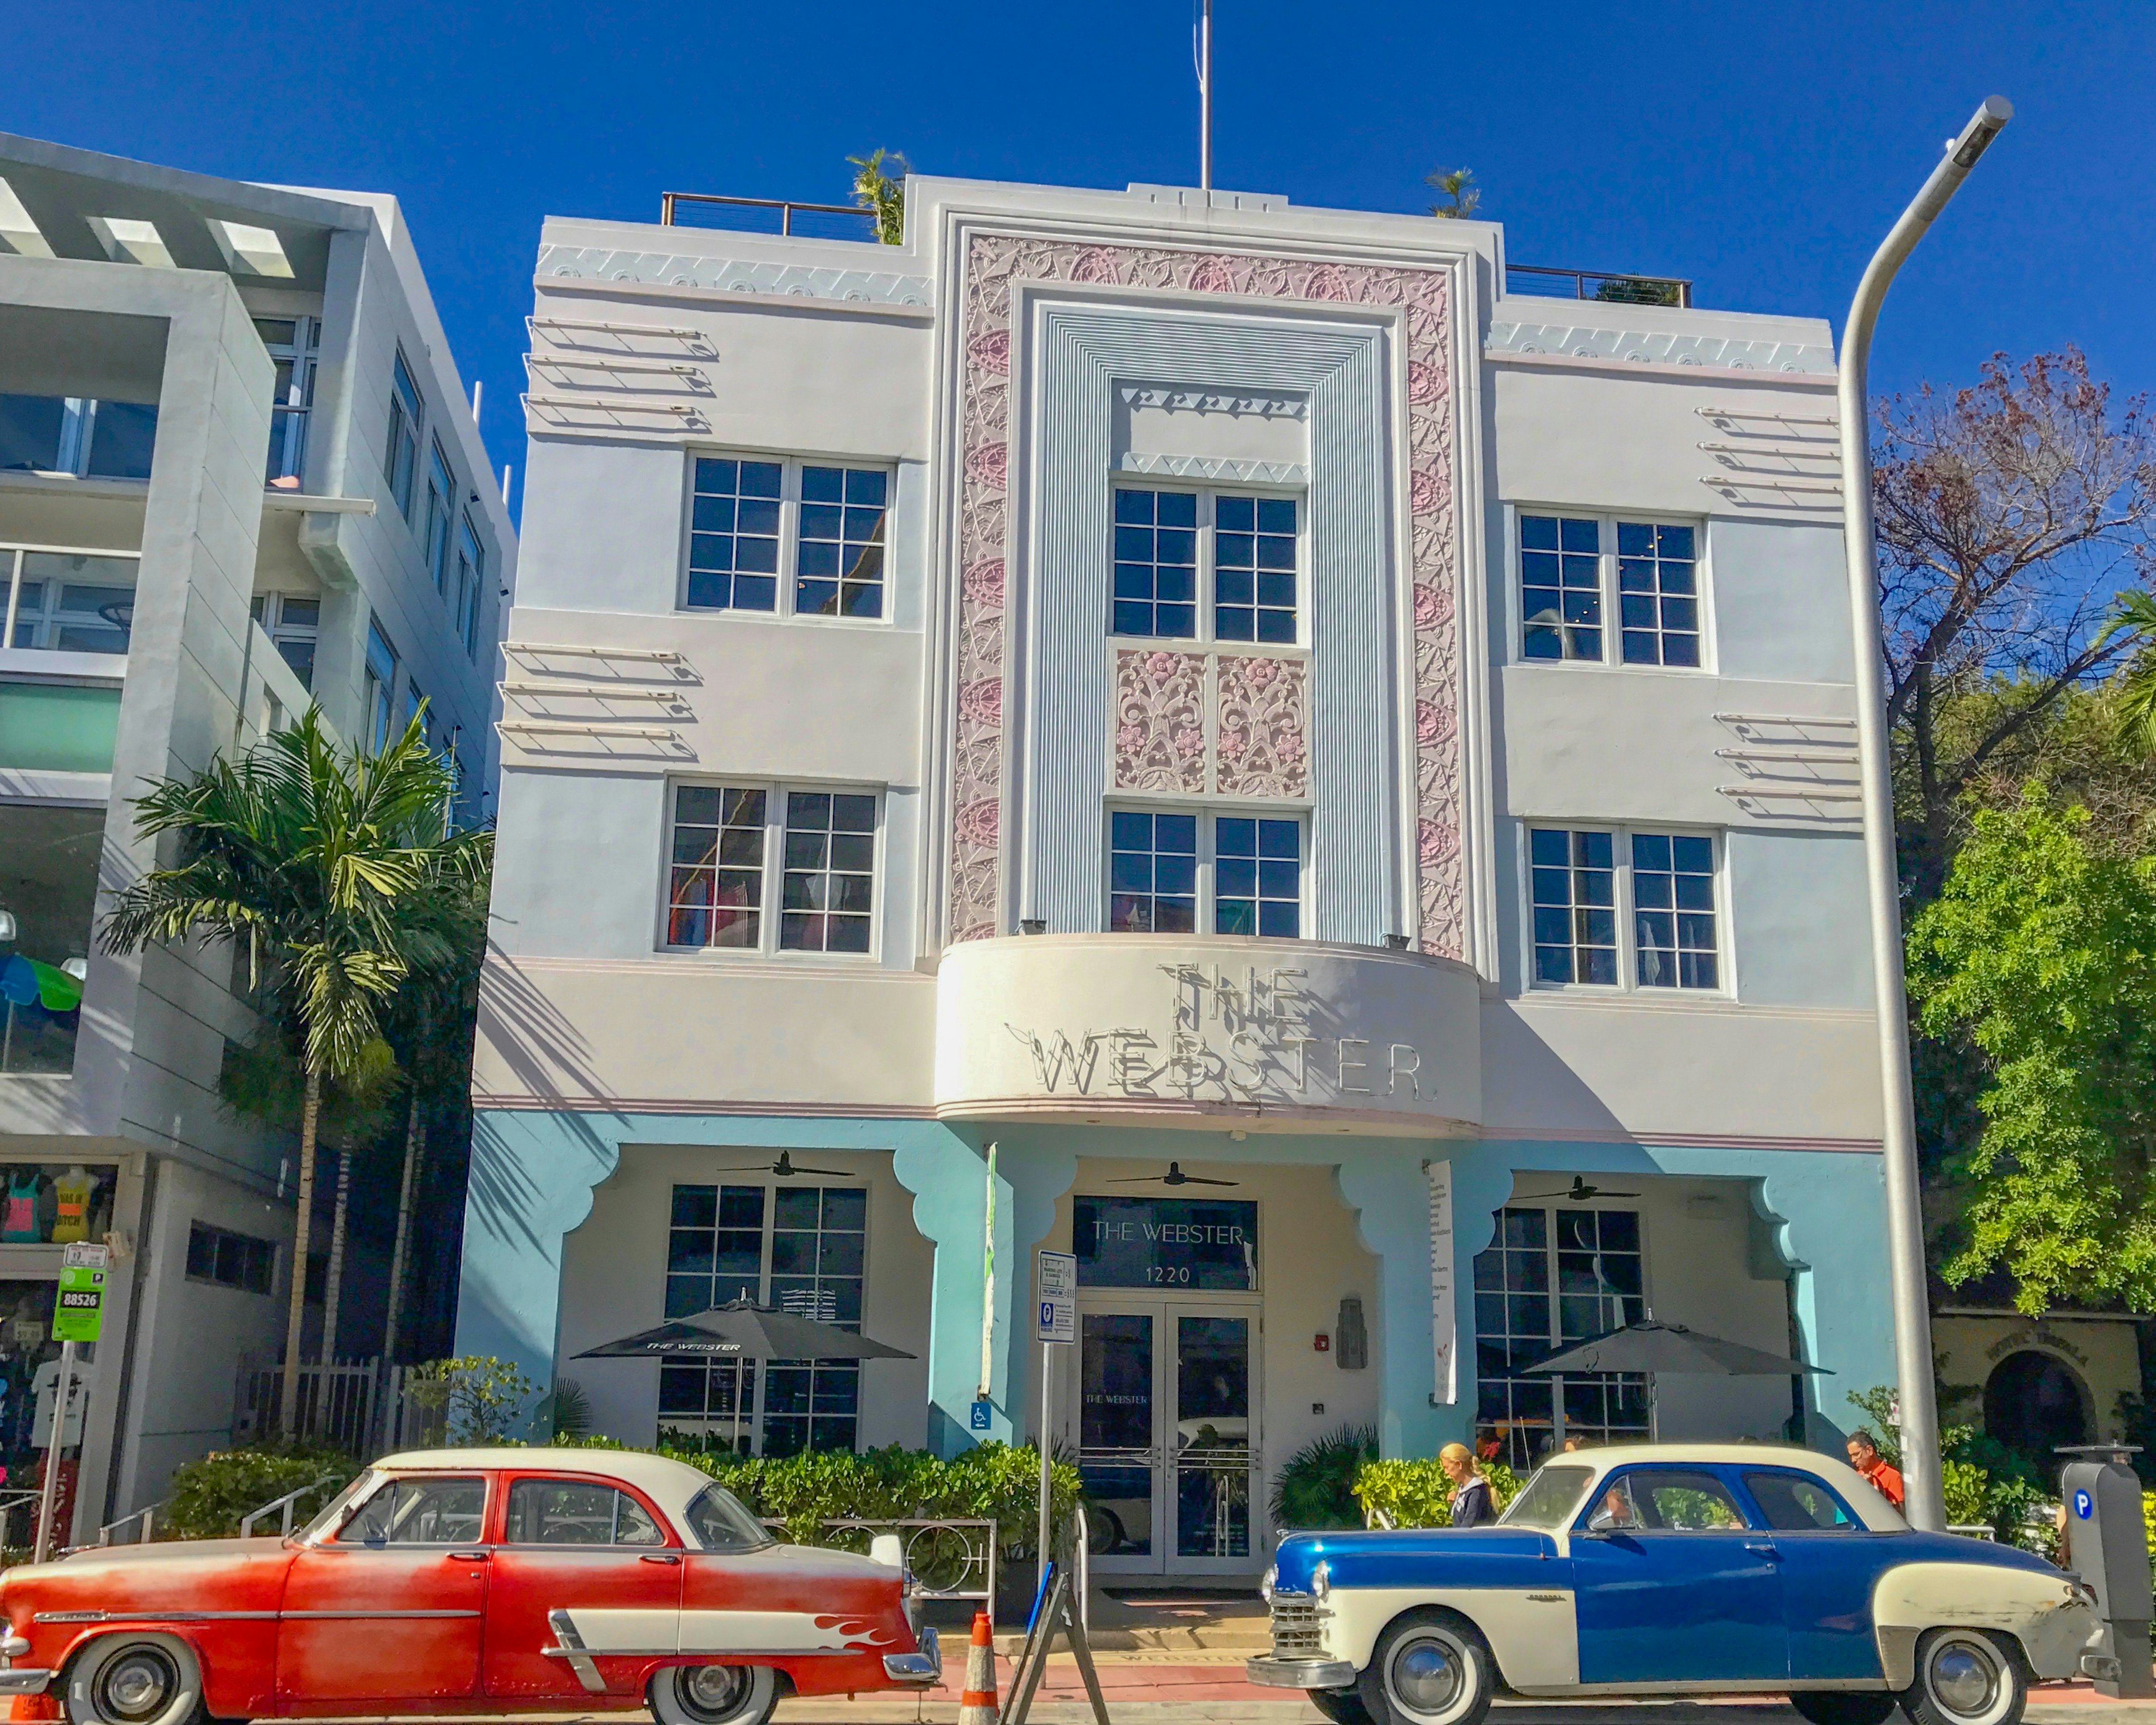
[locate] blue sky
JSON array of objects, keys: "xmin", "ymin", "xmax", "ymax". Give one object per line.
[{"xmin": 10, "ymin": 1, "xmax": 2151, "ymax": 511}]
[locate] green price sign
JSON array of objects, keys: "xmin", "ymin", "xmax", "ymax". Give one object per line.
[{"xmin": 53, "ymin": 1243, "xmax": 110, "ymax": 1344}]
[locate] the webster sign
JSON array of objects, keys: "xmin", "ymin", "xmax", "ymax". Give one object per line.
[{"xmin": 1003, "ymin": 960, "xmax": 1426, "ymax": 1106}]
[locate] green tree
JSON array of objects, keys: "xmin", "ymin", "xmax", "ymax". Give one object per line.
[
  {"xmin": 1425, "ymin": 166, "xmax": 1479, "ymax": 220},
  {"xmin": 101, "ymin": 709, "xmax": 490, "ymax": 1435},
  {"xmin": 1906, "ymin": 790, "xmax": 2156, "ymax": 1311},
  {"xmin": 849, "ymin": 149, "xmax": 909, "ymax": 245}
]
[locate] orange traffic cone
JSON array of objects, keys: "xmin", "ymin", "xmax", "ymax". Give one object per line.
[{"xmin": 958, "ymin": 1609, "xmax": 998, "ymax": 1725}]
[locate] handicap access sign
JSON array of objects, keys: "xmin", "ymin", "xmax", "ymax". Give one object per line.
[{"xmin": 2074, "ymin": 1488, "xmax": 2094, "ymax": 1520}]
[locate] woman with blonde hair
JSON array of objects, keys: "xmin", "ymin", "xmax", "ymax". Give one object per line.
[{"xmin": 1439, "ymin": 1440, "xmax": 1495, "ymax": 1529}]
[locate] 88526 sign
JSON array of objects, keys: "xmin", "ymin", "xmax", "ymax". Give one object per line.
[{"xmin": 52, "ymin": 1242, "xmax": 110, "ymax": 1343}]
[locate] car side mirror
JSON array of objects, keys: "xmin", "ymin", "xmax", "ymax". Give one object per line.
[
  {"xmin": 869, "ymin": 1533, "xmax": 904, "ymax": 1570},
  {"xmin": 1586, "ymin": 1508, "xmax": 1621, "ymax": 1534}
]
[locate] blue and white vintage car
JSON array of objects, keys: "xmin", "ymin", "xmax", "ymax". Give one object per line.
[{"xmin": 1249, "ymin": 1444, "xmax": 2099, "ymax": 1725}]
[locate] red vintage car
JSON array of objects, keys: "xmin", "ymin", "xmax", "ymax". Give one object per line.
[{"xmin": 0, "ymin": 1448, "xmax": 940, "ymax": 1725}]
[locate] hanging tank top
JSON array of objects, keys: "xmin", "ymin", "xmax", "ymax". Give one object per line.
[
  {"xmin": 1, "ymin": 1174, "xmax": 38, "ymax": 1243},
  {"xmin": 50, "ymin": 1172, "xmax": 93, "ymax": 1245}
]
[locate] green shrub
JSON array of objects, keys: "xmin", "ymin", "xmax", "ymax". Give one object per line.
[
  {"xmin": 1352, "ymin": 1456, "xmax": 1520, "ymax": 1528},
  {"xmin": 406, "ymin": 1355, "xmax": 537, "ymax": 1443},
  {"xmin": 1941, "ymin": 1459, "xmax": 1990, "ymax": 1528},
  {"xmin": 165, "ymin": 1445, "xmax": 359, "ymax": 1540},
  {"xmin": 1272, "ymin": 1424, "xmax": 1379, "ymax": 1530}
]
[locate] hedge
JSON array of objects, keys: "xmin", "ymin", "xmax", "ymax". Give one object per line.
[
  {"xmin": 1352, "ymin": 1457, "xmax": 1522, "ymax": 1528},
  {"xmin": 165, "ymin": 1446, "xmax": 360, "ymax": 1540}
]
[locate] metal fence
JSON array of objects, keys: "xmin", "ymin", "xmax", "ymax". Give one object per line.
[
  {"xmin": 658, "ymin": 192, "xmax": 875, "ymax": 238},
  {"xmin": 233, "ymin": 1358, "xmax": 444, "ymax": 1452},
  {"xmin": 1505, "ymin": 263, "xmax": 1694, "ymax": 308}
]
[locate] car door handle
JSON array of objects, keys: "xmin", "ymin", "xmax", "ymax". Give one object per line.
[
  {"xmin": 1743, "ymin": 1542, "xmax": 1780, "ymax": 1560},
  {"xmin": 448, "ymin": 1550, "xmax": 490, "ymax": 1562},
  {"xmin": 641, "ymin": 1553, "xmax": 682, "ymax": 1565}
]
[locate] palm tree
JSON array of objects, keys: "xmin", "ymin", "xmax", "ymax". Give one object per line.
[
  {"xmin": 2101, "ymin": 590, "xmax": 2156, "ymax": 757},
  {"xmin": 102, "ymin": 708, "xmax": 489, "ymax": 1435}
]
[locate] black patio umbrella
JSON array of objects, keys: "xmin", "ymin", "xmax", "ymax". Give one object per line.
[
  {"xmin": 1524, "ymin": 1320, "xmax": 1830, "ymax": 1380},
  {"xmin": 576, "ymin": 1298, "xmax": 915, "ymax": 1452}
]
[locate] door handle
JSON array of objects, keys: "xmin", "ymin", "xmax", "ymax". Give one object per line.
[
  {"xmin": 1743, "ymin": 1542, "xmax": 1780, "ymax": 1560},
  {"xmin": 448, "ymin": 1550, "xmax": 490, "ymax": 1561},
  {"xmin": 641, "ymin": 1552, "xmax": 682, "ymax": 1565}
]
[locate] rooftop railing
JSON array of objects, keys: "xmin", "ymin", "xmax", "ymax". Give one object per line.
[
  {"xmin": 1504, "ymin": 263, "xmax": 1693, "ymax": 308},
  {"xmin": 659, "ymin": 192, "xmax": 874, "ymax": 238}
]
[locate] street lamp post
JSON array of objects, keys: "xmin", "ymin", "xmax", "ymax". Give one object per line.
[{"xmin": 1839, "ymin": 95, "xmax": 2012, "ymax": 1533}]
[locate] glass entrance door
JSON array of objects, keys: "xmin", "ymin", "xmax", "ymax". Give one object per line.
[{"xmin": 1077, "ymin": 1304, "xmax": 1260, "ymax": 1574}]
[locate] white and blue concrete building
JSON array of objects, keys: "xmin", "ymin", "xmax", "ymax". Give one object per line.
[
  {"xmin": 464, "ymin": 174, "xmax": 1886, "ymax": 1576},
  {"xmin": 0, "ymin": 132, "xmax": 514, "ymax": 1533}
]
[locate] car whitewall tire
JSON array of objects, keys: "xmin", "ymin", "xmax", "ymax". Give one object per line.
[
  {"xmin": 1358, "ymin": 1611, "xmax": 1494, "ymax": 1725},
  {"xmin": 1902, "ymin": 1629, "xmax": 2027, "ymax": 1725},
  {"xmin": 64, "ymin": 1634, "xmax": 204, "ymax": 1725},
  {"xmin": 649, "ymin": 1663, "xmax": 780, "ymax": 1725}
]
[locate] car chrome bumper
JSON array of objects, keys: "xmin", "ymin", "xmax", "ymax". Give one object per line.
[
  {"xmin": 1247, "ymin": 1656, "xmax": 1357, "ymax": 1691},
  {"xmin": 0, "ymin": 1669, "xmax": 53, "ymax": 1695},
  {"xmin": 884, "ymin": 1627, "xmax": 941, "ymax": 1686}
]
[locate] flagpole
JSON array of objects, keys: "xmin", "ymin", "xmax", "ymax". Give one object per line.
[{"xmin": 1197, "ymin": 0, "xmax": 1213, "ymax": 192}]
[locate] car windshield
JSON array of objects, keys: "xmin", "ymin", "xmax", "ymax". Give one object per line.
[
  {"xmin": 1498, "ymin": 1464, "xmax": 1593, "ymax": 1530},
  {"xmin": 686, "ymin": 1484, "xmax": 774, "ymax": 1550},
  {"xmin": 297, "ymin": 1469, "xmax": 381, "ymax": 1543}
]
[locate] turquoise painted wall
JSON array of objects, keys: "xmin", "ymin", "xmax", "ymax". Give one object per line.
[{"xmin": 457, "ymin": 1109, "xmax": 1892, "ymax": 1455}]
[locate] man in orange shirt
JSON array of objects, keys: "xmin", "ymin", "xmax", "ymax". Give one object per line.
[{"xmin": 1847, "ymin": 1430, "xmax": 1906, "ymax": 1510}]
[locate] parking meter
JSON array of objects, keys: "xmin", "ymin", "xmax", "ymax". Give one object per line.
[{"xmin": 2058, "ymin": 1445, "xmax": 2153, "ymax": 1698}]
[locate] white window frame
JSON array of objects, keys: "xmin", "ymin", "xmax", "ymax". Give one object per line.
[
  {"xmin": 250, "ymin": 591, "xmax": 320, "ymax": 688},
  {"xmin": 423, "ymin": 439, "xmax": 457, "ymax": 593},
  {"xmin": 1520, "ymin": 822, "xmax": 1729, "ymax": 997},
  {"xmin": 455, "ymin": 512, "xmax": 486, "ymax": 659},
  {"xmin": 363, "ymin": 615, "xmax": 399, "ymax": 753},
  {"xmin": 678, "ymin": 452, "xmax": 897, "ymax": 627},
  {"xmin": 660, "ymin": 779, "xmax": 884, "ymax": 961},
  {"xmin": 2, "ymin": 543, "xmax": 143, "ymax": 655},
  {"xmin": 1102, "ymin": 802, "xmax": 1310, "ymax": 939},
  {"xmin": 1509, "ymin": 506, "xmax": 1711, "ymax": 672},
  {"xmin": 384, "ymin": 348, "xmax": 423, "ymax": 522},
  {"xmin": 1109, "ymin": 481, "xmax": 1307, "ymax": 648},
  {"xmin": 256, "ymin": 316, "xmax": 318, "ymax": 488}
]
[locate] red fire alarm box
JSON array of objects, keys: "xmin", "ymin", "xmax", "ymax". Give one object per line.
[{"xmin": 1314, "ymin": 1333, "xmax": 1330, "ymax": 1352}]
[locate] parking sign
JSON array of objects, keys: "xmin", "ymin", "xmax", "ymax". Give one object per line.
[
  {"xmin": 1037, "ymin": 1250, "xmax": 1076, "ymax": 1344},
  {"xmin": 53, "ymin": 1242, "xmax": 110, "ymax": 1344}
]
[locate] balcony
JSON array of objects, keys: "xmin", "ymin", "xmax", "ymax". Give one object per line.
[
  {"xmin": 0, "ymin": 803, "xmax": 100, "ymax": 1076},
  {"xmin": 934, "ymin": 933, "xmax": 1480, "ymax": 1134}
]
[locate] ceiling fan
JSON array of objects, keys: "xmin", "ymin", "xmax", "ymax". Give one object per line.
[
  {"xmin": 713, "ymin": 1150, "xmax": 855, "ymax": 1179},
  {"xmin": 1515, "ymin": 1175, "xmax": 1640, "ymax": 1202},
  {"xmin": 1107, "ymin": 1161, "xmax": 1239, "ymax": 1189}
]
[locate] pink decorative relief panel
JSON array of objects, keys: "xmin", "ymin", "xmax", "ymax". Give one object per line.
[
  {"xmin": 946, "ymin": 234, "xmax": 1463, "ymax": 957},
  {"xmin": 1113, "ymin": 651, "xmax": 1207, "ymax": 793},
  {"xmin": 1215, "ymin": 655, "xmax": 1308, "ymax": 799}
]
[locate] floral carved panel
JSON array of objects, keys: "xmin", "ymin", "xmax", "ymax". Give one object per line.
[
  {"xmin": 947, "ymin": 234, "xmax": 1462, "ymax": 957},
  {"xmin": 1113, "ymin": 651, "xmax": 1208, "ymax": 793},
  {"xmin": 1215, "ymin": 655, "xmax": 1308, "ymax": 799}
]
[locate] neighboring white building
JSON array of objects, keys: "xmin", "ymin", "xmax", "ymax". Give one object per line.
[
  {"xmin": 0, "ymin": 132, "xmax": 514, "ymax": 1534},
  {"xmin": 464, "ymin": 174, "xmax": 1887, "ymax": 1578}
]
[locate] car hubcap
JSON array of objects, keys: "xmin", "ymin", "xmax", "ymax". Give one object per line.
[
  {"xmin": 99, "ymin": 1651, "xmax": 175, "ymax": 1722},
  {"xmin": 1931, "ymin": 1642, "xmax": 1996, "ymax": 1717},
  {"xmin": 682, "ymin": 1665, "xmax": 749, "ymax": 1717},
  {"xmin": 1394, "ymin": 1639, "xmax": 1464, "ymax": 1716}
]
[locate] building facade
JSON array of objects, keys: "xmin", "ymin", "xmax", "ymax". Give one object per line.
[
  {"xmin": 463, "ymin": 175, "xmax": 1888, "ymax": 1576},
  {"xmin": 0, "ymin": 132, "xmax": 514, "ymax": 1533}
]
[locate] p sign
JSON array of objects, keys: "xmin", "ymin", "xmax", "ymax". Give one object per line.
[
  {"xmin": 1037, "ymin": 1250, "xmax": 1076, "ymax": 1345},
  {"xmin": 53, "ymin": 1242, "xmax": 110, "ymax": 1344}
]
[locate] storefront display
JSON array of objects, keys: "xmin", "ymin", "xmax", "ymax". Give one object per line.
[{"xmin": 0, "ymin": 1165, "xmax": 111, "ymax": 1248}]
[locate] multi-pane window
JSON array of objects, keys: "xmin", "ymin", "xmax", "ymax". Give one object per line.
[
  {"xmin": 1109, "ymin": 810, "xmax": 1197, "ymax": 932},
  {"xmin": 1213, "ymin": 496, "xmax": 1299, "ymax": 643},
  {"xmin": 780, "ymin": 792, "xmax": 877, "ymax": 954},
  {"xmin": 250, "ymin": 593, "xmax": 319, "ymax": 687},
  {"xmin": 666, "ymin": 784, "xmax": 879, "ymax": 957},
  {"xmin": 662, "ymin": 1182, "xmax": 868, "ymax": 1455},
  {"xmin": 1617, "ymin": 524, "xmax": 1699, "ymax": 667},
  {"xmin": 1529, "ymin": 827, "xmax": 1721, "ymax": 993},
  {"xmin": 424, "ymin": 442, "xmax": 455, "ymax": 592},
  {"xmin": 186, "ymin": 1222, "xmax": 274, "ymax": 1295},
  {"xmin": 688, "ymin": 458, "xmax": 782, "ymax": 612},
  {"xmin": 456, "ymin": 515, "xmax": 485, "ymax": 656},
  {"xmin": 1473, "ymin": 1205, "xmax": 1649, "ymax": 1470},
  {"xmin": 668, "ymin": 786, "xmax": 767, "ymax": 949},
  {"xmin": 685, "ymin": 456, "xmax": 893, "ymax": 621},
  {"xmin": 1520, "ymin": 514, "xmax": 1602, "ymax": 661},
  {"xmin": 1631, "ymin": 834, "xmax": 1717, "ymax": 989},
  {"xmin": 1112, "ymin": 489, "xmax": 1199, "ymax": 638},
  {"xmin": 1112, "ymin": 487, "xmax": 1301, "ymax": 644},
  {"xmin": 0, "ymin": 395, "xmax": 156, "ymax": 480},
  {"xmin": 364, "ymin": 618, "xmax": 398, "ymax": 752},
  {"xmin": 1520, "ymin": 511, "xmax": 1706, "ymax": 669},
  {"xmin": 796, "ymin": 467, "xmax": 887, "ymax": 618},
  {"xmin": 6, "ymin": 551, "xmax": 139, "ymax": 654},
  {"xmin": 256, "ymin": 317, "xmax": 318, "ymax": 488},
  {"xmin": 384, "ymin": 351, "xmax": 421, "ymax": 519},
  {"xmin": 1106, "ymin": 809, "xmax": 1304, "ymax": 938},
  {"xmin": 1529, "ymin": 829, "xmax": 1617, "ymax": 985},
  {"xmin": 1214, "ymin": 817, "xmax": 1302, "ymax": 938}
]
